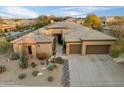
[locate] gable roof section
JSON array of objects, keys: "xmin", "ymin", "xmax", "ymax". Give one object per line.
[
  {"xmin": 11, "ymin": 31, "xmax": 54, "ymax": 44},
  {"xmin": 59, "ymin": 22, "xmax": 116, "ymax": 42}
]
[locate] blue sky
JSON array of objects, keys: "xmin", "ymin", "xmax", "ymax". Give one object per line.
[{"xmin": 0, "ymin": 6, "xmax": 124, "ymax": 18}]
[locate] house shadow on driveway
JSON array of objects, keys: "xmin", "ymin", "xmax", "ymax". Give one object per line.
[{"xmin": 68, "ymin": 54, "xmax": 124, "ymax": 87}]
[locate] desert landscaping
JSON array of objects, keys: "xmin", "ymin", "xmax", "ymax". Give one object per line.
[{"xmin": 0, "ymin": 53, "xmax": 66, "ymax": 86}]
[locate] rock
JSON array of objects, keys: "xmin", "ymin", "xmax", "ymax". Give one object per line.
[
  {"xmin": 37, "ymin": 72, "xmax": 43, "ymax": 76},
  {"xmin": 41, "ymin": 67, "xmax": 46, "ymax": 70},
  {"xmin": 62, "ymin": 60, "xmax": 70, "ymax": 87}
]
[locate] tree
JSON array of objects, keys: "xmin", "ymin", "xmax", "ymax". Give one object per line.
[
  {"xmin": 37, "ymin": 15, "xmax": 50, "ymax": 25},
  {"xmin": 32, "ymin": 15, "xmax": 67, "ymax": 30},
  {"xmin": 84, "ymin": 14, "xmax": 101, "ymax": 29}
]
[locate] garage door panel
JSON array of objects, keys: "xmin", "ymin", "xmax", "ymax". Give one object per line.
[
  {"xmin": 69, "ymin": 44, "xmax": 81, "ymax": 54},
  {"xmin": 86, "ymin": 45, "xmax": 110, "ymax": 54}
]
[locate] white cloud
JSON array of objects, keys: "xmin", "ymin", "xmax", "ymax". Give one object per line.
[
  {"xmin": 0, "ymin": 6, "xmax": 123, "ymax": 18},
  {"xmin": 1, "ymin": 7, "xmax": 39, "ymax": 18},
  {"xmin": 43, "ymin": 6, "xmax": 123, "ymax": 17}
]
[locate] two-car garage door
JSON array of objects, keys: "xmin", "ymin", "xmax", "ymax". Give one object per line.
[
  {"xmin": 69, "ymin": 44, "xmax": 110, "ymax": 54},
  {"xmin": 86, "ymin": 45, "xmax": 110, "ymax": 54}
]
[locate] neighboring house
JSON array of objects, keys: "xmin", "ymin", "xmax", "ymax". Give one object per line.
[
  {"xmin": 65, "ymin": 18, "xmax": 76, "ymax": 22},
  {"xmin": 106, "ymin": 17, "xmax": 115, "ymax": 25},
  {"xmin": 76, "ymin": 18, "xmax": 85, "ymax": 25},
  {"xmin": 100, "ymin": 16, "xmax": 116, "ymax": 25},
  {"xmin": 14, "ymin": 19, "xmax": 35, "ymax": 26},
  {"xmin": 11, "ymin": 32, "xmax": 54, "ymax": 58},
  {"xmin": 0, "ymin": 25, "xmax": 15, "ymax": 32},
  {"xmin": 11, "ymin": 21, "xmax": 116, "ymax": 58}
]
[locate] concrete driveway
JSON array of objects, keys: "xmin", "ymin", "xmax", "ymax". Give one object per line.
[{"xmin": 68, "ymin": 54, "xmax": 124, "ymax": 87}]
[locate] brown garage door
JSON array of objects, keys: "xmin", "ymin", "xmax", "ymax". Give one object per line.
[
  {"xmin": 69, "ymin": 44, "xmax": 81, "ymax": 54},
  {"xmin": 86, "ymin": 45, "xmax": 110, "ymax": 54}
]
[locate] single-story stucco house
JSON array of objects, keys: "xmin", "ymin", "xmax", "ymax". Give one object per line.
[{"xmin": 11, "ymin": 21, "xmax": 116, "ymax": 58}]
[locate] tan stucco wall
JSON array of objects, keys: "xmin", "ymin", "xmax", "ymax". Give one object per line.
[
  {"xmin": 13, "ymin": 44, "xmax": 37, "ymax": 58},
  {"xmin": 13, "ymin": 44, "xmax": 24, "ymax": 56},
  {"xmin": 66, "ymin": 40, "xmax": 116, "ymax": 55},
  {"xmin": 66, "ymin": 42, "xmax": 81, "ymax": 54},
  {"xmin": 13, "ymin": 44, "xmax": 20, "ymax": 55},
  {"xmin": 13, "ymin": 42, "xmax": 53, "ymax": 58},
  {"xmin": 36, "ymin": 43, "xmax": 53, "ymax": 56}
]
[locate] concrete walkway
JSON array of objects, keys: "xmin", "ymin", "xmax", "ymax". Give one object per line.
[
  {"xmin": 55, "ymin": 43, "xmax": 63, "ymax": 57},
  {"xmin": 68, "ymin": 54, "xmax": 124, "ymax": 87}
]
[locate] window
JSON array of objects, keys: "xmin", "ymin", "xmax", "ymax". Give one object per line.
[{"xmin": 38, "ymin": 45, "xmax": 40, "ymax": 47}]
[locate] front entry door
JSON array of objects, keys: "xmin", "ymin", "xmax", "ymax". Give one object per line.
[{"xmin": 28, "ymin": 46, "xmax": 32, "ymax": 54}]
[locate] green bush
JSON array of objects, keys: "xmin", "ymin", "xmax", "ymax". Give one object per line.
[
  {"xmin": 110, "ymin": 46, "xmax": 121, "ymax": 58},
  {"xmin": 19, "ymin": 56, "xmax": 28, "ymax": 69},
  {"xmin": 18, "ymin": 73, "xmax": 26, "ymax": 79},
  {"xmin": 31, "ymin": 62, "xmax": 37, "ymax": 68},
  {"xmin": 117, "ymin": 39, "xmax": 124, "ymax": 53},
  {"xmin": 54, "ymin": 57, "xmax": 64, "ymax": 64},
  {"xmin": 10, "ymin": 53, "xmax": 19, "ymax": 60},
  {"xmin": 47, "ymin": 64, "xmax": 54, "ymax": 71},
  {"xmin": 47, "ymin": 76, "xmax": 54, "ymax": 82},
  {"xmin": 0, "ymin": 39, "xmax": 11, "ymax": 53},
  {"xmin": 32, "ymin": 70, "xmax": 39, "ymax": 76},
  {"xmin": 0, "ymin": 65, "xmax": 6, "ymax": 73}
]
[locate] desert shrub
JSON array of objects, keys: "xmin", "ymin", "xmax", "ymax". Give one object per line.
[
  {"xmin": 0, "ymin": 65, "xmax": 6, "ymax": 73},
  {"xmin": 117, "ymin": 39, "xmax": 124, "ymax": 53},
  {"xmin": 47, "ymin": 76, "xmax": 54, "ymax": 82},
  {"xmin": 54, "ymin": 57, "xmax": 64, "ymax": 64},
  {"xmin": 95, "ymin": 25, "xmax": 103, "ymax": 31},
  {"xmin": 110, "ymin": 46, "xmax": 121, "ymax": 58},
  {"xmin": 32, "ymin": 70, "xmax": 39, "ymax": 76},
  {"xmin": 19, "ymin": 56, "xmax": 28, "ymax": 69},
  {"xmin": 18, "ymin": 73, "xmax": 26, "ymax": 79},
  {"xmin": 110, "ymin": 38, "xmax": 124, "ymax": 58},
  {"xmin": 37, "ymin": 53, "xmax": 48, "ymax": 60},
  {"xmin": 47, "ymin": 64, "xmax": 54, "ymax": 71},
  {"xmin": 0, "ymin": 38, "xmax": 11, "ymax": 53},
  {"xmin": 10, "ymin": 53, "xmax": 19, "ymax": 60},
  {"xmin": 31, "ymin": 62, "xmax": 37, "ymax": 68}
]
